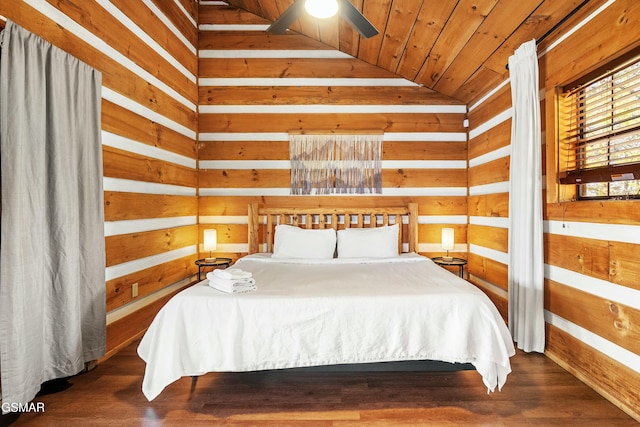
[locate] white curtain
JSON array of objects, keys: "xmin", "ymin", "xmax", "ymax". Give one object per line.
[
  {"xmin": 507, "ymin": 39, "xmax": 545, "ymax": 353},
  {"xmin": 0, "ymin": 21, "xmax": 106, "ymax": 409}
]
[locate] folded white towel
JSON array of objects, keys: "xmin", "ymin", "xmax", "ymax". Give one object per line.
[
  {"xmin": 213, "ymin": 268, "xmax": 253, "ymax": 280},
  {"xmin": 206, "ymin": 272, "xmax": 255, "ymax": 286},
  {"xmin": 211, "ymin": 283, "xmax": 257, "ymax": 294},
  {"xmin": 208, "ymin": 276, "xmax": 257, "ymax": 294}
]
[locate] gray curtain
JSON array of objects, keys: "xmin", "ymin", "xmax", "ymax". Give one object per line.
[{"xmin": 0, "ymin": 21, "xmax": 105, "ymax": 409}]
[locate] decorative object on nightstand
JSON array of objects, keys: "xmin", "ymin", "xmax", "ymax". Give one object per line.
[
  {"xmin": 441, "ymin": 227, "xmax": 455, "ymax": 261},
  {"xmin": 203, "ymin": 229, "xmax": 217, "ymax": 261},
  {"xmin": 431, "ymin": 256, "xmax": 467, "ymax": 278},
  {"xmin": 196, "ymin": 229, "xmax": 231, "ymax": 281},
  {"xmin": 195, "ymin": 258, "xmax": 232, "ymax": 282}
]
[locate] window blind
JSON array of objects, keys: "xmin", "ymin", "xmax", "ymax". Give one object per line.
[{"xmin": 560, "ymin": 58, "xmax": 640, "ymax": 184}]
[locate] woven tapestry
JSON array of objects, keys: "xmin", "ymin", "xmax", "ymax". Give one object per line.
[{"xmin": 290, "ymin": 134, "xmax": 383, "ymax": 195}]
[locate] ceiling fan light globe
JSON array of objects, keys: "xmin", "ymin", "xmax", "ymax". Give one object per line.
[{"xmin": 305, "ymin": 0, "xmax": 338, "ymax": 19}]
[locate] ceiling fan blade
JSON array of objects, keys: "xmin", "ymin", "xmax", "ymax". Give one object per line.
[
  {"xmin": 337, "ymin": 0, "xmax": 379, "ymax": 38},
  {"xmin": 266, "ymin": 0, "xmax": 306, "ymax": 34}
]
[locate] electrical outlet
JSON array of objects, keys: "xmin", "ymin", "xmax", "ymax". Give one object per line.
[{"xmin": 132, "ymin": 283, "xmax": 139, "ymax": 298}]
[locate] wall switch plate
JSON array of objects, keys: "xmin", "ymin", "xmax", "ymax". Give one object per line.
[{"xmin": 132, "ymin": 283, "xmax": 139, "ymax": 298}]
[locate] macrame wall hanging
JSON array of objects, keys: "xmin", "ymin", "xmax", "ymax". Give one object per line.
[{"xmin": 289, "ymin": 133, "xmax": 383, "ymax": 195}]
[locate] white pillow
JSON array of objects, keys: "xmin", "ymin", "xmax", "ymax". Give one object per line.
[
  {"xmin": 272, "ymin": 224, "xmax": 336, "ymax": 259},
  {"xmin": 337, "ymin": 224, "xmax": 399, "ymax": 258}
]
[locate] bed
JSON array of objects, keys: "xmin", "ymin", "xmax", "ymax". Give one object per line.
[{"xmin": 137, "ymin": 203, "xmax": 515, "ymax": 401}]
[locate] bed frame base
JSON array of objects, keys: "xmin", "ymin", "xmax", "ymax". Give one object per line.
[{"xmin": 281, "ymin": 360, "xmax": 475, "ymax": 373}]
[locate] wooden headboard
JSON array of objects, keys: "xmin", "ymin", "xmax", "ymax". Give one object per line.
[{"xmin": 248, "ymin": 203, "xmax": 418, "ymax": 255}]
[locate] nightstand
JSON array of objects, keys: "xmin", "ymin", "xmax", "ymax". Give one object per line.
[
  {"xmin": 431, "ymin": 257, "xmax": 467, "ymax": 278},
  {"xmin": 195, "ymin": 258, "xmax": 232, "ymax": 281}
]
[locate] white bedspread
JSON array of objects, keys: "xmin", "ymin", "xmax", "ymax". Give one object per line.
[{"xmin": 138, "ymin": 253, "xmax": 515, "ymax": 401}]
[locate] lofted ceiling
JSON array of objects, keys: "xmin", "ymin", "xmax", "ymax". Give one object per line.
[{"xmin": 223, "ymin": 0, "xmax": 592, "ymax": 104}]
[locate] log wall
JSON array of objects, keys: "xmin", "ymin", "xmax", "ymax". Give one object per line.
[
  {"xmin": 467, "ymin": 0, "xmax": 640, "ymax": 419},
  {"xmin": 197, "ymin": 4, "xmax": 469, "ymax": 269},
  {"xmin": 2, "ymin": 1, "xmax": 638, "ymax": 420}
]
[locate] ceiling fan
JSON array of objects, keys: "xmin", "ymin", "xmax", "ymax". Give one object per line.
[{"xmin": 266, "ymin": 0, "xmax": 379, "ymax": 39}]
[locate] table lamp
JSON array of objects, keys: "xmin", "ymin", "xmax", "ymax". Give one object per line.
[
  {"xmin": 441, "ymin": 228, "xmax": 454, "ymax": 261},
  {"xmin": 203, "ymin": 229, "xmax": 217, "ymax": 261}
]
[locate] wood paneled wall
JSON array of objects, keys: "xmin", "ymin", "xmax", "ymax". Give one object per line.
[
  {"xmin": 1, "ymin": 0, "xmax": 199, "ymax": 357},
  {"xmin": 3, "ymin": 1, "xmax": 638, "ymax": 421},
  {"xmin": 466, "ymin": 84, "xmax": 511, "ymax": 317},
  {"xmin": 468, "ymin": 0, "xmax": 640, "ymax": 420},
  {"xmin": 197, "ymin": 4, "xmax": 469, "ymax": 264}
]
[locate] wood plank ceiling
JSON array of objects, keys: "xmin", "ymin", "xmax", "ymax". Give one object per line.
[{"xmin": 223, "ymin": 0, "xmax": 592, "ymax": 104}]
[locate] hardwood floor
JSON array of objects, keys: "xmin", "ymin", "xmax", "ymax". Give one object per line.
[{"xmin": 2, "ymin": 340, "xmax": 637, "ymax": 426}]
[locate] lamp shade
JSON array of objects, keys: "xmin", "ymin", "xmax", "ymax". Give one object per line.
[
  {"xmin": 441, "ymin": 228, "xmax": 455, "ymax": 251},
  {"xmin": 203, "ymin": 229, "xmax": 217, "ymax": 252},
  {"xmin": 305, "ymin": 0, "xmax": 339, "ymax": 19}
]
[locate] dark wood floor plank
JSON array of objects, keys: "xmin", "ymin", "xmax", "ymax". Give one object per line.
[{"xmin": 3, "ymin": 340, "xmax": 637, "ymax": 426}]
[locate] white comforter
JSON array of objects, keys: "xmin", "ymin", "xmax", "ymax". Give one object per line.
[{"xmin": 138, "ymin": 253, "xmax": 515, "ymax": 401}]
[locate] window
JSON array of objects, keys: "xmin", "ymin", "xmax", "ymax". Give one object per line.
[{"xmin": 559, "ymin": 56, "xmax": 640, "ymax": 199}]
